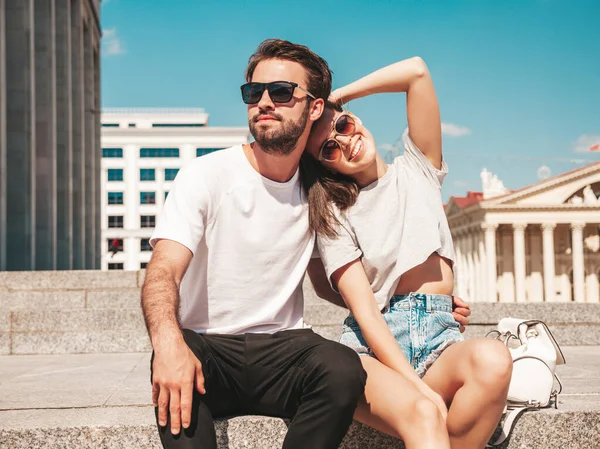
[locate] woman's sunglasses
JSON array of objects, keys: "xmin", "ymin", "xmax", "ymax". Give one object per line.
[
  {"xmin": 318, "ymin": 113, "xmax": 357, "ymax": 162},
  {"xmin": 240, "ymin": 81, "xmax": 316, "ymax": 105}
]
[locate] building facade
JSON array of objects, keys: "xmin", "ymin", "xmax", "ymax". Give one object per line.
[
  {"xmin": 0, "ymin": 0, "xmax": 101, "ymax": 271},
  {"xmin": 100, "ymin": 108, "xmax": 250, "ymax": 271},
  {"xmin": 447, "ymin": 163, "xmax": 600, "ymax": 303}
]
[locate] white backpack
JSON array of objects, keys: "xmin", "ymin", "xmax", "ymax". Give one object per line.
[{"xmin": 486, "ymin": 318, "xmax": 566, "ymax": 447}]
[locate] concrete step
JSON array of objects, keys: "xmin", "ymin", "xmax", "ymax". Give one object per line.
[
  {"xmin": 1, "ymin": 406, "xmax": 598, "ymax": 449},
  {"xmin": 0, "ymin": 347, "xmax": 598, "ymax": 449},
  {"xmin": 2, "ymin": 273, "xmax": 600, "ymax": 354}
]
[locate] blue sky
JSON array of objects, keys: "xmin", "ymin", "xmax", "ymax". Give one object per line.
[{"xmin": 101, "ymin": 0, "xmax": 600, "ymax": 201}]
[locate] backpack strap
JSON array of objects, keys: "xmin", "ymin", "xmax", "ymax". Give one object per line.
[{"xmin": 486, "ymin": 407, "xmax": 529, "ymax": 447}]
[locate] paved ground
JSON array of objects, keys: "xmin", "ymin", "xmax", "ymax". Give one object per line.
[{"xmin": 0, "ymin": 346, "xmax": 599, "ymax": 426}]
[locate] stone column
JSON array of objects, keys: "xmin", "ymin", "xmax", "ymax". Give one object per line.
[
  {"xmin": 541, "ymin": 223, "xmax": 557, "ymax": 302},
  {"xmin": 0, "ymin": 0, "xmax": 6, "ymax": 271},
  {"xmin": 34, "ymin": 0, "xmax": 58, "ymax": 270},
  {"xmin": 71, "ymin": 0, "xmax": 85, "ymax": 269},
  {"xmin": 513, "ymin": 223, "xmax": 528, "ymax": 302},
  {"xmin": 483, "ymin": 223, "xmax": 498, "ymax": 302},
  {"xmin": 465, "ymin": 231, "xmax": 474, "ymax": 301},
  {"xmin": 55, "ymin": 0, "xmax": 73, "ymax": 270},
  {"xmin": 477, "ymin": 229, "xmax": 487, "ymax": 301},
  {"xmin": 500, "ymin": 231, "xmax": 515, "ymax": 302},
  {"xmin": 93, "ymin": 47, "xmax": 101, "ymax": 269},
  {"xmin": 571, "ymin": 222, "xmax": 586, "ymax": 303},
  {"xmin": 6, "ymin": 0, "xmax": 36, "ymax": 270},
  {"xmin": 529, "ymin": 230, "xmax": 544, "ymax": 302},
  {"xmin": 83, "ymin": 20, "xmax": 95, "ymax": 269}
]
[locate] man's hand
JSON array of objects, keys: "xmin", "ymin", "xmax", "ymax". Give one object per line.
[
  {"xmin": 152, "ymin": 339, "xmax": 206, "ymax": 435},
  {"xmin": 451, "ymin": 296, "xmax": 471, "ymax": 333}
]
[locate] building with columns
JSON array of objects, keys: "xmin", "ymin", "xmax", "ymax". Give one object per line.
[
  {"xmin": 100, "ymin": 108, "xmax": 250, "ymax": 271},
  {"xmin": 0, "ymin": 0, "xmax": 101, "ymax": 271},
  {"xmin": 447, "ymin": 162, "xmax": 600, "ymax": 303}
]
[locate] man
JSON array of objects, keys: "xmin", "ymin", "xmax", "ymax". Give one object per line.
[
  {"xmin": 143, "ymin": 39, "xmax": 367, "ymax": 449},
  {"xmin": 142, "ymin": 38, "xmax": 470, "ymax": 449}
]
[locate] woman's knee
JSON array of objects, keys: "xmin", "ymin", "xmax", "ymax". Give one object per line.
[
  {"xmin": 469, "ymin": 339, "xmax": 513, "ymax": 387},
  {"xmin": 404, "ymin": 397, "xmax": 445, "ymax": 432}
]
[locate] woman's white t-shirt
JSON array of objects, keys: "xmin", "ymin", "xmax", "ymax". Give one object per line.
[{"xmin": 317, "ymin": 129, "xmax": 456, "ymax": 310}]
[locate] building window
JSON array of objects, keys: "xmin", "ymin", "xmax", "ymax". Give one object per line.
[
  {"xmin": 140, "ymin": 238, "xmax": 153, "ymax": 251},
  {"xmin": 102, "ymin": 123, "xmax": 119, "ymax": 128},
  {"xmin": 128, "ymin": 123, "xmax": 136, "ymax": 128},
  {"xmin": 140, "ymin": 191, "xmax": 156, "ymax": 204},
  {"xmin": 140, "ymin": 148, "xmax": 180, "ymax": 158},
  {"xmin": 108, "ymin": 192, "xmax": 124, "ymax": 205},
  {"xmin": 152, "ymin": 123, "xmax": 204, "ymax": 128},
  {"xmin": 108, "ymin": 263, "xmax": 124, "ymax": 270},
  {"xmin": 164, "ymin": 191, "xmax": 169, "ymax": 200},
  {"xmin": 141, "ymin": 262, "xmax": 148, "ymax": 269},
  {"xmin": 140, "ymin": 168, "xmax": 155, "ymax": 181},
  {"xmin": 141, "ymin": 215, "xmax": 156, "ymax": 228},
  {"xmin": 108, "ymin": 238, "xmax": 123, "ymax": 253},
  {"xmin": 196, "ymin": 148, "xmax": 223, "ymax": 157},
  {"xmin": 108, "ymin": 215, "xmax": 124, "ymax": 228},
  {"xmin": 164, "ymin": 168, "xmax": 179, "ymax": 181},
  {"xmin": 102, "ymin": 148, "xmax": 123, "ymax": 158},
  {"xmin": 108, "ymin": 169, "xmax": 124, "ymax": 181}
]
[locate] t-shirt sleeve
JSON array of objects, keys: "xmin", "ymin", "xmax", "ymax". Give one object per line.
[
  {"xmin": 400, "ymin": 128, "xmax": 448, "ymax": 188},
  {"xmin": 150, "ymin": 164, "xmax": 210, "ymax": 254},
  {"xmin": 316, "ymin": 209, "xmax": 362, "ymax": 290}
]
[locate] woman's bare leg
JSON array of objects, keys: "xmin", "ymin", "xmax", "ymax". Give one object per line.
[
  {"xmin": 354, "ymin": 355, "xmax": 451, "ymax": 449},
  {"xmin": 422, "ymin": 339, "xmax": 512, "ymax": 449}
]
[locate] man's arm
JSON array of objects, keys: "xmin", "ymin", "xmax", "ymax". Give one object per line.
[
  {"xmin": 306, "ymin": 258, "xmax": 347, "ymax": 308},
  {"xmin": 141, "ymin": 239, "xmax": 205, "ymax": 436}
]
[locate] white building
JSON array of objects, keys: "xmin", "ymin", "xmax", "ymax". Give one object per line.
[
  {"xmin": 100, "ymin": 108, "xmax": 250, "ymax": 270},
  {"xmin": 446, "ymin": 162, "xmax": 600, "ymax": 303}
]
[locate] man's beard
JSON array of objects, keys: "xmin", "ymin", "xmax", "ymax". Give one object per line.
[{"xmin": 249, "ymin": 103, "xmax": 309, "ymax": 156}]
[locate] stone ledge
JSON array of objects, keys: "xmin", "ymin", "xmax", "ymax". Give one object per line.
[
  {"xmin": 0, "ymin": 271, "xmax": 138, "ymax": 291},
  {"xmin": 11, "ymin": 309, "xmax": 146, "ymax": 332},
  {"xmin": 10, "ymin": 331, "xmax": 151, "ymax": 355},
  {"xmin": 0, "ymin": 406, "xmax": 598, "ymax": 449}
]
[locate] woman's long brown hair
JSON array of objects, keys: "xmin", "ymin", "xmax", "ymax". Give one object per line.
[{"xmin": 299, "ymin": 105, "xmax": 361, "ymax": 238}]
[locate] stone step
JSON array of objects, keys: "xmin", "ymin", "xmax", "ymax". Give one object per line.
[
  {"xmin": 0, "ymin": 404, "xmax": 598, "ymax": 449},
  {"xmin": 0, "ymin": 348, "xmax": 597, "ymax": 448}
]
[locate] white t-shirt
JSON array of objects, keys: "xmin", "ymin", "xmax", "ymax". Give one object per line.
[
  {"xmin": 317, "ymin": 129, "xmax": 455, "ymax": 310},
  {"xmin": 150, "ymin": 145, "xmax": 313, "ymax": 334}
]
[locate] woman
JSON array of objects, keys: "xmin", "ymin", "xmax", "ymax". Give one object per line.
[{"xmin": 302, "ymin": 57, "xmax": 513, "ymax": 449}]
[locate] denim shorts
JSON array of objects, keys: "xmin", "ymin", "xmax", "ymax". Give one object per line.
[{"xmin": 339, "ymin": 292, "xmax": 464, "ymax": 377}]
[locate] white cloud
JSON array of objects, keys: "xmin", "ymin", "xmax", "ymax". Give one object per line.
[
  {"xmin": 442, "ymin": 123, "xmax": 471, "ymax": 137},
  {"xmin": 102, "ymin": 28, "xmax": 125, "ymax": 56},
  {"xmin": 573, "ymin": 134, "xmax": 600, "ymax": 153}
]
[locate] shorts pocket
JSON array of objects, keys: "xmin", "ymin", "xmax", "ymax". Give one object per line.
[{"xmin": 432, "ymin": 311, "xmax": 460, "ymax": 330}]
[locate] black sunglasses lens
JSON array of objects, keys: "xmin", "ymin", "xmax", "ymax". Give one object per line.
[
  {"xmin": 321, "ymin": 140, "xmax": 341, "ymax": 161},
  {"xmin": 268, "ymin": 82, "xmax": 294, "ymax": 103},
  {"xmin": 241, "ymin": 83, "xmax": 264, "ymax": 104},
  {"xmin": 336, "ymin": 115, "xmax": 355, "ymax": 135}
]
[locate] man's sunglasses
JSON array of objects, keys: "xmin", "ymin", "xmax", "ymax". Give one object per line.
[
  {"xmin": 319, "ymin": 113, "xmax": 357, "ymax": 162},
  {"xmin": 240, "ymin": 81, "xmax": 316, "ymax": 105}
]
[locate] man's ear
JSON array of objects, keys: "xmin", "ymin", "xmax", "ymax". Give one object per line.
[{"xmin": 309, "ymin": 98, "xmax": 325, "ymax": 122}]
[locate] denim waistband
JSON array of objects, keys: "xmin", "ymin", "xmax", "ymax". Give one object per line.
[{"xmin": 387, "ymin": 292, "xmax": 453, "ymax": 313}]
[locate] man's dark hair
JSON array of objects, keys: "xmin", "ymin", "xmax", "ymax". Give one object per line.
[{"xmin": 245, "ymin": 39, "xmax": 333, "ymax": 101}]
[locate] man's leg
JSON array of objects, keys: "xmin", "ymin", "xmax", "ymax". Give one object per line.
[
  {"xmin": 246, "ymin": 329, "xmax": 367, "ymax": 449},
  {"xmin": 152, "ymin": 329, "xmax": 246, "ymax": 449}
]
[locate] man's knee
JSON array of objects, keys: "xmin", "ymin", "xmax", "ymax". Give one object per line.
[{"xmin": 311, "ymin": 340, "xmax": 367, "ymax": 406}]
